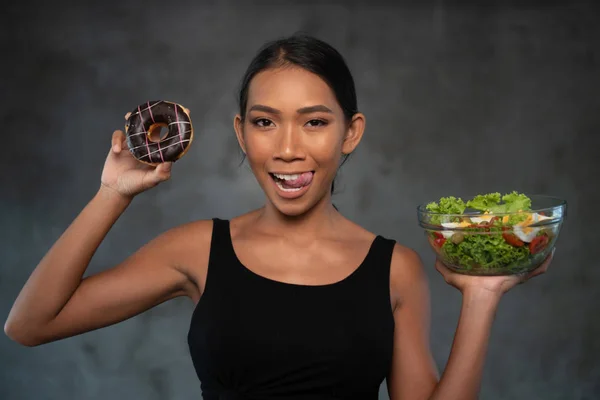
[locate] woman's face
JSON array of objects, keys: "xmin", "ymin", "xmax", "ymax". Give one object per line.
[{"xmin": 234, "ymin": 66, "xmax": 365, "ymax": 217}]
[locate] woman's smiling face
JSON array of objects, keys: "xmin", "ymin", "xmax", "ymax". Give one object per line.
[{"xmin": 234, "ymin": 66, "xmax": 365, "ymax": 216}]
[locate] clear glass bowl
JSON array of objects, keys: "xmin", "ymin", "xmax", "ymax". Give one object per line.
[{"xmin": 417, "ymin": 195, "xmax": 567, "ymax": 276}]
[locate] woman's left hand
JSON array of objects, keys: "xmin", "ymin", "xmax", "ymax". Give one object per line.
[{"xmin": 435, "ymin": 249, "xmax": 555, "ymax": 297}]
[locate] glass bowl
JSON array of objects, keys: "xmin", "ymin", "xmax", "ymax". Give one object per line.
[{"xmin": 417, "ymin": 195, "xmax": 567, "ymax": 276}]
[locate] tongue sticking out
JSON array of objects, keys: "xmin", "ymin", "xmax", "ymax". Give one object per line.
[{"xmin": 278, "ymin": 172, "xmax": 314, "ymax": 189}]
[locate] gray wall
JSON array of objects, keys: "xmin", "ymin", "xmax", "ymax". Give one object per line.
[{"xmin": 1, "ymin": 1, "xmax": 599, "ymax": 399}]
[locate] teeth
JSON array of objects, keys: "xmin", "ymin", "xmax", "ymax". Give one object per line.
[
  {"xmin": 273, "ymin": 173, "xmax": 300, "ymax": 181},
  {"xmin": 275, "ymin": 181, "xmax": 302, "ymax": 192}
]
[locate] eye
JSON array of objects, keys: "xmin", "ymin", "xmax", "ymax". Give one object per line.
[
  {"xmin": 306, "ymin": 119, "xmax": 327, "ymax": 127},
  {"xmin": 252, "ymin": 118, "xmax": 274, "ymax": 128}
]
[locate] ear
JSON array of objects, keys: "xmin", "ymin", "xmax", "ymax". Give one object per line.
[
  {"xmin": 341, "ymin": 112, "xmax": 366, "ymax": 155},
  {"xmin": 233, "ymin": 114, "xmax": 247, "ymax": 154}
]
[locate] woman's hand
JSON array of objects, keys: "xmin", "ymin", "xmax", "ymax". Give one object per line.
[
  {"xmin": 435, "ymin": 249, "xmax": 555, "ymax": 297},
  {"xmin": 100, "ymin": 130, "xmax": 173, "ymax": 200}
]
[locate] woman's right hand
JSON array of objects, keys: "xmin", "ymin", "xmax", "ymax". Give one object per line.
[{"xmin": 100, "ymin": 130, "xmax": 173, "ymax": 199}]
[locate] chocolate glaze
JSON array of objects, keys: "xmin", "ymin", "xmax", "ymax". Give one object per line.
[{"xmin": 125, "ymin": 100, "xmax": 193, "ymax": 164}]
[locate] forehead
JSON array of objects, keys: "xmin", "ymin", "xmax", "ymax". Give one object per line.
[{"xmin": 247, "ymin": 66, "xmax": 340, "ymax": 112}]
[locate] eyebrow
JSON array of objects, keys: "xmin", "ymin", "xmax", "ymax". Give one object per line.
[{"xmin": 248, "ymin": 104, "xmax": 334, "ymax": 115}]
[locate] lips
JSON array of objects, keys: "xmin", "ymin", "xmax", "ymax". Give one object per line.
[
  {"xmin": 270, "ymin": 171, "xmax": 314, "ymax": 188},
  {"xmin": 269, "ymin": 171, "xmax": 314, "ymax": 199}
]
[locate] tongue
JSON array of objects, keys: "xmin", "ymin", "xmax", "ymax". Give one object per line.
[{"xmin": 280, "ymin": 172, "xmax": 313, "ymax": 188}]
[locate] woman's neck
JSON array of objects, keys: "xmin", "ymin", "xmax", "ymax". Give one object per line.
[{"xmin": 254, "ymin": 195, "xmax": 342, "ymax": 240}]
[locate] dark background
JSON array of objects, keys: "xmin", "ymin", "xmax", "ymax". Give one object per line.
[{"xmin": 1, "ymin": 1, "xmax": 599, "ymax": 399}]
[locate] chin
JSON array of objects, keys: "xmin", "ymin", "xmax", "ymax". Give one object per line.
[
  {"xmin": 272, "ymin": 200, "xmax": 315, "ymax": 217},
  {"xmin": 268, "ymin": 189, "xmax": 334, "ymax": 219},
  {"xmin": 265, "ymin": 179, "xmax": 325, "ymax": 218}
]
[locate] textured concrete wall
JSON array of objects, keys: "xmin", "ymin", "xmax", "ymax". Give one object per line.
[{"xmin": 1, "ymin": 1, "xmax": 599, "ymax": 399}]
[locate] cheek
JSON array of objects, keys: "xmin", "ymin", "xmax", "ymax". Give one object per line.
[
  {"xmin": 306, "ymin": 134, "xmax": 344, "ymax": 164},
  {"xmin": 245, "ymin": 150, "xmax": 269, "ymax": 172},
  {"xmin": 242, "ymin": 137, "xmax": 274, "ymax": 179},
  {"xmin": 243, "ymin": 134, "xmax": 270, "ymax": 159}
]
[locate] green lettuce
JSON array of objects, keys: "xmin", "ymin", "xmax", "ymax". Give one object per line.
[
  {"xmin": 465, "ymin": 192, "xmax": 502, "ymax": 211},
  {"xmin": 441, "ymin": 231, "xmax": 530, "ymax": 269},
  {"xmin": 466, "ymin": 191, "xmax": 532, "ymax": 214},
  {"xmin": 425, "ymin": 196, "xmax": 466, "ymax": 225},
  {"xmin": 496, "ymin": 191, "xmax": 532, "ymax": 213},
  {"xmin": 425, "ymin": 191, "xmax": 533, "ymax": 226}
]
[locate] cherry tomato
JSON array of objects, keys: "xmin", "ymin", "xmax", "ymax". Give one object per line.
[
  {"xmin": 434, "ymin": 237, "xmax": 446, "ymax": 247},
  {"xmin": 529, "ymin": 235, "xmax": 550, "ymax": 254},
  {"xmin": 432, "ymin": 232, "xmax": 444, "ymax": 239},
  {"xmin": 503, "ymin": 232, "xmax": 525, "ymax": 247}
]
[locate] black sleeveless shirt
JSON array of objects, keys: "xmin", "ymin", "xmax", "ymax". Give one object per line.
[{"xmin": 187, "ymin": 218, "xmax": 396, "ymax": 399}]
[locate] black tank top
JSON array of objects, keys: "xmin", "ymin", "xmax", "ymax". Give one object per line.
[{"xmin": 187, "ymin": 218, "xmax": 396, "ymax": 400}]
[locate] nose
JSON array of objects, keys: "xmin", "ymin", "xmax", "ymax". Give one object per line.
[{"xmin": 273, "ymin": 123, "xmax": 306, "ymax": 162}]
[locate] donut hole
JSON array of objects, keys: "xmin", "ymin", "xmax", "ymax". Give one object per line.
[{"xmin": 148, "ymin": 123, "xmax": 169, "ymax": 142}]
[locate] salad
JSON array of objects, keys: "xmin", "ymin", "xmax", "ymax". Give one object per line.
[{"xmin": 423, "ymin": 192, "xmax": 558, "ymax": 273}]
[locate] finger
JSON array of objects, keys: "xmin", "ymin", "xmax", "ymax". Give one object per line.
[
  {"xmin": 527, "ymin": 261, "xmax": 550, "ymax": 279},
  {"xmin": 142, "ymin": 163, "xmax": 172, "ymax": 189},
  {"xmin": 524, "ymin": 248, "xmax": 555, "ymax": 281},
  {"xmin": 112, "ymin": 130, "xmax": 125, "ymax": 153},
  {"xmin": 517, "ymin": 271, "xmax": 530, "ymax": 284},
  {"xmin": 152, "ymin": 162, "xmax": 172, "ymax": 182},
  {"xmin": 535, "ymin": 249, "xmax": 555, "ymax": 272}
]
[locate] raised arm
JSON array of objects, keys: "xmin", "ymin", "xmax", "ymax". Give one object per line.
[{"xmin": 4, "ymin": 130, "xmax": 209, "ymax": 346}]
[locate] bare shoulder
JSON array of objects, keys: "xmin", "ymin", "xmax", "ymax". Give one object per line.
[
  {"xmin": 158, "ymin": 218, "xmax": 214, "ymax": 249},
  {"xmin": 390, "ymin": 243, "xmax": 424, "ymax": 273},
  {"xmin": 146, "ymin": 218, "xmax": 214, "ymax": 261},
  {"xmin": 389, "ymin": 243, "xmax": 429, "ymax": 311},
  {"xmin": 148, "ymin": 219, "xmax": 215, "ymax": 299}
]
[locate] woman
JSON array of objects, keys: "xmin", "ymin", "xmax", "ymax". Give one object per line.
[{"xmin": 5, "ymin": 34, "xmax": 552, "ymax": 400}]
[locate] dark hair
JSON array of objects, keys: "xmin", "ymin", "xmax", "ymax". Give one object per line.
[{"xmin": 237, "ymin": 33, "xmax": 358, "ymax": 196}]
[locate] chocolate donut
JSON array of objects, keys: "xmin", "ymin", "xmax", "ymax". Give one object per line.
[{"xmin": 124, "ymin": 100, "xmax": 194, "ymax": 165}]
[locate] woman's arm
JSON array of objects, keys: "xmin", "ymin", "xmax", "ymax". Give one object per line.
[
  {"xmin": 4, "ymin": 186, "xmax": 211, "ymax": 347},
  {"xmin": 387, "ymin": 245, "xmax": 552, "ymax": 400},
  {"xmin": 426, "ymin": 289, "xmax": 500, "ymax": 400}
]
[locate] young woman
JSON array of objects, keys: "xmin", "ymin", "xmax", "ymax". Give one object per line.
[{"xmin": 5, "ymin": 34, "xmax": 552, "ymax": 400}]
